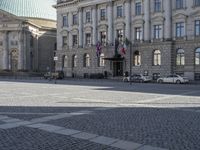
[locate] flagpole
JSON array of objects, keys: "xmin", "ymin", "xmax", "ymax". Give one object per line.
[{"xmin": 129, "ymin": 41, "xmax": 132, "ymax": 85}]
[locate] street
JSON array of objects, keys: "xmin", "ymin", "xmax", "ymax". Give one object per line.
[{"xmin": 0, "ymin": 79, "xmax": 200, "ymax": 150}]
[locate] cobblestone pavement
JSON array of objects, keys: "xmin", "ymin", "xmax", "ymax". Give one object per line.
[{"xmin": 0, "ymin": 78, "xmax": 200, "ymax": 150}]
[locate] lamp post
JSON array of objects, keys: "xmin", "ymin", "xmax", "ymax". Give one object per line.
[{"xmin": 129, "ymin": 41, "xmax": 133, "ymax": 85}]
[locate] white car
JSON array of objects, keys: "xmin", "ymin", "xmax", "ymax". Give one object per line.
[
  {"xmin": 123, "ymin": 74, "xmax": 152, "ymax": 83},
  {"xmin": 157, "ymin": 75, "xmax": 189, "ymax": 84}
]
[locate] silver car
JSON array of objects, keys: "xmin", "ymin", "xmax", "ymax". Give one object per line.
[
  {"xmin": 123, "ymin": 74, "xmax": 152, "ymax": 83},
  {"xmin": 157, "ymin": 75, "xmax": 189, "ymax": 84}
]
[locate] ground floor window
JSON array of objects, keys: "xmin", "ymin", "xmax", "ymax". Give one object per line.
[{"xmin": 195, "ymin": 73, "xmax": 200, "ymax": 80}]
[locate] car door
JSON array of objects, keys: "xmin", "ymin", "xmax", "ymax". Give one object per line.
[{"xmin": 164, "ymin": 75, "xmax": 171, "ymax": 83}]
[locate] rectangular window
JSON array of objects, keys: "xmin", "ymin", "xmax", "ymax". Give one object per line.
[
  {"xmin": 194, "ymin": 0, "xmax": 200, "ymax": 6},
  {"xmin": 100, "ymin": 31, "xmax": 107, "ymax": 45},
  {"xmin": 176, "ymin": 22, "xmax": 184, "ymax": 37},
  {"xmin": 195, "ymin": 20, "xmax": 200, "ymax": 36},
  {"xmin": 154, "ymin": 0, "xmax": 161, "ymax": 12},
  {"xmin": 117, "ymin": 29, "xmax": 124, "ymax": 43},
  {"xmin": 86, "ymin": 11, "xmax": 91, "ymax": 23},
  {"xmin": 62, "ymin": 36, "xmax": 67, "ymax": 47},
  {"xmin": 73, "ymin": 14, "xmax": 78, "ymax": 25},
  {"xmin": 72, "ymin": 35, "xmax": 78, "ymax": 46},
  {"xmin": 135, "ymin": 27, "xmax": 142, "ymax": 40},
  {"xmin": 176, "ymin": 0, "xmax": 184, "ymax": 9},
  {"xmin": 117, "ymin": 6, "xmax": 123, "ymax": 18},
  {"xmin": 63, "ymin": 16, "xmax": 68, "ymax": 27},
  {"xmin": 135, "ymin": 2, "xmax": 142, "ymax": 15},
  {"xmin": 154, "ymin": 25, "xmax": 162, "ymax": 39},
  {"xmin": 85, "ymin": 33, "xmax": 91, "ymax": 46},
  {"xmin": 100, "ymin": 9, "xmax": 106, "ymax": 20}
]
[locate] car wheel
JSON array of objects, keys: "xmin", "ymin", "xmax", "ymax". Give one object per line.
[
  {"xmin": 158, "ymin": 79, "xmax": 163, "ymax": 84},
  {"xmin": 176, "ymin": 80, "xmax": 181, "ymax": 84}
]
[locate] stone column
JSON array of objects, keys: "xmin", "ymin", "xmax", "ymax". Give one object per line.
[
  {"xmin": 92, "ymin": 5, "xmax": 97, "ymax": 45},
  {"xmin": 164, "ymin": 0, "xmax": 172, "ymax": 40},
  {"xmin": 144, "ymin": 0, "xmax": 150, "ymax": 41},
  {"xmin": 18, "ymin": 31, "xmax": 24, "ymax": 70},
  {"xmin": 78, "ymin": 8, "xmax": 83, "ymax": 47},
  {"xmin": 108, "ymin": 2, "xmax": 113, "ymax": 45},
  {"xmin": 2, "ymin": 31, "xmax": 9, "ymax": 70},
  {"xmin": 68, "ymin": 12, "xmax": 73, "ymax": 48},
  {"xmin": 125, "ymin": 0, "xmax": 131, "ymax": 40}
]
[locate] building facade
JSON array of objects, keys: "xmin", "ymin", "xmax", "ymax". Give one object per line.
[
  {"xmin": 55, "ymin": 0, "xmax": 200, "ymax": 80},
  {"xmin": 0, "ymin": 0, "xmax": 56, "ymax": 73}
]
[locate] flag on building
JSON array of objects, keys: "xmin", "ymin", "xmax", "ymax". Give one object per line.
[{"xmin": 96, "ymin": 42, "xmax": 102, "ymax": 57}]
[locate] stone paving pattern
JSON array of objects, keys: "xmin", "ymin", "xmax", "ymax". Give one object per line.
[{"xmin": 0, "ymin": 79, "xmax": 200, "ymax": 150}]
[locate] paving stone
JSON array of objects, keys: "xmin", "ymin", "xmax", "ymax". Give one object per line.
[
  {"xmin": 111, "ymin": 140, "xmax": 142, "ymax": 150},
  {"xmin": 90, "ymin": 136, "xmax": 119, "ymax": 145},
  {"xmin": 38, "ymin": 125, "xmax": 65, "ymax": 132},
  {"xmin": 2, "ymin": 118, "xmax": 21, "ymax": 123},
  {"xmin": 137, "ymin": 145, "xmax": 168, "ymax": 150},
  {"xmin": 53, "ymin": 128, "xmax": 81, "ymax": 136},
  {"xmin": 72, "ymin": 132, "xmax": 98, "ymax": 140},
  {"xmin": 26, "ymin": 123, "xmax": 50, "ymax": 128}
]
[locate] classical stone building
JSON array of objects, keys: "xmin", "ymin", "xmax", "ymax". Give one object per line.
[
  {"xmin": 55, "ymin": 0, "xmax": 200, "ymax": 80},
  {"xmin": 0, "ymin": 0, "xmax": 56, "ymax": 73}
]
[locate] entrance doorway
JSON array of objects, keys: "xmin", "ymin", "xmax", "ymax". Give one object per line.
[
  {"xmin": 10, "ymin": 49, "xmax": 18, "ymax": 71},
  {"xmin": 113, "ymin": 61, "xmax": 123, "ymax": 76}
]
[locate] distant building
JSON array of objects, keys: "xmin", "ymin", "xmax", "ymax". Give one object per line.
[
  {"xmin": 0, "ymin": 0, "xmax": 56, "ymax": 73},
  {"xmin": 54, "ymin": 0, "xmax": 200, "ymax": 80}
]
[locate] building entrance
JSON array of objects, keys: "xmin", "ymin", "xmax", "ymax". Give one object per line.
[
  {"xmin": 113, "ymin": 61, "xmax": 123, "ymax": 76},
  {"xmin": 10, "ymin": 49, "xmax": 18, "ymax": 71}
]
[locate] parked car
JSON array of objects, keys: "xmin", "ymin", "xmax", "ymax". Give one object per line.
[
  {"xmin": 123, "ymin": 74, "xmax": 152, "ymax": 83},
  {"xmin": 44, "ymin": 71, "xmax": 64, "ymax": 80},
  {"xmin": 157, "ymin": 75, "xmax": 189, "ymax": 84}
]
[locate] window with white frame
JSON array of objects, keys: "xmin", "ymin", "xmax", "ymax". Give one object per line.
[
  {"xmin": 135, "ymin": 2, "xmax": 142, "ymax": 15},
  {"xmin": 176, "ymin": 49, "xmax": 185, "ymax": 65},
  {"xmin": 117, "ymin": 6, "xmax": 123, "ymax": 18},
  {"xmin": 117, "ymin": 29, "xmax": 124, "ymax": 43},
  {"xmin": 195, "ymin": 48, "xmax": 200, "ymax": 65},
  {"xmin": 72, "ymin": 35, "xmax": 78, "ymax": 46},
  {"xmin": 176, "ymin": 22, "xmax": 185, "ymax": 37},
  {"xmin": 154, "ymin": 0, "xmax": 161, "ymax": 12},
  {"xmin": 100, "ymin": 31, "xmax": 107, "ymax": 45},
  {"xmin": 176, "ymin": 0, "xmax": 184, "ymax": 9},
  {"xmin": 195, "ymin": 20, "xmax": 200, "ymax": 36},
  {"xmin": 63, "ymin": 15, "xmax": 68, "ymax": 27},
  {"xmin": 100, "ymin": 9, "xmax": 106, "ymax": 20},
  {"xmin": 134, "ymin": 51, "xmax": 141, "ymax": 66},
  {"xmin": 153, "ymin": 50, "xmax": 161, "ymax": 65},
  {"xmin": 86, "ymin": 11, "xmax": 91, "ymax": 23},
  {"xmin": 99, "ymin": 53, "xmax": 105, "ymax": 67},
  {"xmin": 72, "ymin": 14, "xmax": 78, "ymax": 25},
  {"xmin": 83, "ymin": 54, "xmax": 90, "ymax": 67},
  {"xmin": 72, "ymin": 55, "xmax": 77, "ymax": 68},
  {"xmin": 62, "ymin": 36, "xmax": 68, "ymax": 47},
  {"xmin": 135, "ymin": 27, "xmax": 142, "ymax": 40},
  {"xmin": 85, "ymin": 33, "xmax": 91, "ymax": 46},
  {"xmin": 194, "ymin": 0, "xmax": 200, "ymax": 6},
  {"xmin": 154, "ymin": 25, "xmax": 162, "ymax": 39}
]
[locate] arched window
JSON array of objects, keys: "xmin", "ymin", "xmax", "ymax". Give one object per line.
[
  {"xmin": 83, "ymin": 54, "xmax": 90, "ymax": 67},
  {"xmin": 176, "ymin": 49, "xmax": 185, "ymax": 65},
  {"xmin": 134, "ymin": 51, "xmax": 141, "ymax": 66},
  {"xmin": 195, "ymin": 48, "xmax": 200, "ymax": 65},
  {"xmin": 64, "ymin": 55, "xmax": 68, "ymax": 68},
  {"xmin": 99, "ymin": 53, "xmax": 105, "ymax": 67},
  {"xmin": 153, "ymin": 50, "xmax": 161, "ymax": 65},
  {"xmin": 72, "ymin": 55, "xmax": 77, "ymax": 68}
]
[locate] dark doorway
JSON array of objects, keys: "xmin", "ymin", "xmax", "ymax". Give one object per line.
[{"xmin": 113, "ymin": 61, "xmax": 123, "ymax": 76}]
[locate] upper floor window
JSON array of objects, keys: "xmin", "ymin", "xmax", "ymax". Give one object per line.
[
  {"xmin": 134, "ymin": 51, "xmax": 141, "ymax": 66},
  {"xmin": 63, "ymin": 15, "xmax": 68, "ymax": 27},
  {"xmin": 176, "ymin": 22, "xmax": 185, "ymax": 37},
  {"xmin": 72, "ymin": 14, "xmax": 78, "ymax": 25},
  {"xmin": 72, "ymin": 35, "xmax": 78, "ymax": 47},
  {"xmin": 176, "ymin": 49, "xmax": 185, "ymax": 65},
  {"xmin": 154, "ymin": 0, "xmax": 161, "ymax": 12},
  {"xmin": 195, "ymin": 48, "xmax": 200, "ymax": 65},
  {"xmin": 100, "ymin": 9, "xmax": 106, "ymax": 20},
  {"xmin": 154, "ymin": 25, "xmax": 162, "ymax": 39},
  {"xmin": 153, "ymin": 50, "xmax": 161, "ymax": 66},
  {"xmin": 135, "ymin": 2, "xmax": 142, "ymax": 15},
  {"xmin": 176, "ymin": 0, "xmax": 184, "ymax": 9},
  {"xmin": 117, "ymin": 29, "xmax": 124, "ymax": 43},
  {"xmin": 117, "ymin": 6, "xmax": 123, "ymax": 18},
  {"xmin": 195, "ymin": 20, "xmax": 200, "ymax": 36},
  {"xmin": 100, "ymin": 31, "xmax": 107, "ymax": 45},
  {"xmin": 194, "ymin": 0, "xmax": 200, "ymax": 6},
  {"xmin": 86, "ymin": 11, "xmax": 91, "ymax": 23},
  {"xmin": 85, "ymin": 33, "xmax": 91, "ymax": 46},
  {"xmin": 135, "ymin": 27, "xmax": 142, "ymax": 40},
  {"xmin": 63, "ymin": 36, "xmax": 68, "ymax": 47}
]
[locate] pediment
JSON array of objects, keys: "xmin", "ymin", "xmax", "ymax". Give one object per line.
[
  {"xmin": 190, "ymin": 10, "xmax": 200, "ymax": 17},
  {"xmin": 60, "ymin": 29, "xmax": 69, "ymax": 35},
  {"xmin": 173, "ymin": 13, "xmax": 188, "ymax": 19},
  {"xmin": 151, "ymin": 16, "xmax": 164, "ymax": 22},
  {"xmin": 132, "ymin": 18, "xmax": 144, "ymax": 25},
  {"xmin": 0, "ymin": 10, "xmax": 21, "ymax": 23}
]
